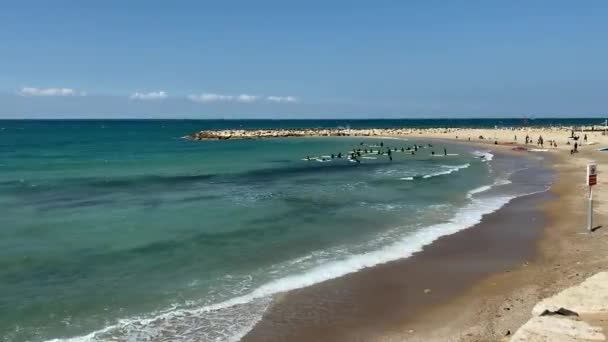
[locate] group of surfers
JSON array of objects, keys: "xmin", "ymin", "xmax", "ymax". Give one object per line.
[{"xmin": 305, "ymin": 141, "xmax": 448, "ymax": 163}]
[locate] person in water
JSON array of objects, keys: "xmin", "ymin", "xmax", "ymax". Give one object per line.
[
  {"xmin": 331, "ymin": 154, "xmax": 335, "ymax": 159},
  {"xmin": 443, "ymin": 148, "xmax": 447, "ymax": 156},
  {"xmin": 431, "ymin": 151, "xmax": 435, "ymax": 155},
  {"xmin": 337, "ymin": 152, "xmax": 342, "ymax": 158}
]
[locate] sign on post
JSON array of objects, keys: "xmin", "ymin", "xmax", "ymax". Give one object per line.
[
  {"xmin": 587, "ymin": 163, "xmax": 597, "ymax": 231},
  {"xmin": 588, "ymin": 163, "xmax": 597, "ymax": 186}
]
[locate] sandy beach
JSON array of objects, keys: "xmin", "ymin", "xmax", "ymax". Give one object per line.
[
  {"xmin": 238, "ymin": 126, "xmax": 608, "ymax": 341},
  {"xmin": 392, "ymin": 128, "xmax": 608, "ymax": 341}
]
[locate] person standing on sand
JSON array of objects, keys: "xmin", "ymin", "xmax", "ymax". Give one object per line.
[{"xmin": 584, "ymin": 134, "xmax": 588, "ymax": 142}]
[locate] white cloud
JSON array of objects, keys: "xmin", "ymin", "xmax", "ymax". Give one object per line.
[
  {"xmin": 266, "ymin": 95, "xmax": 298, "ymax": 103},
  {"xmin": 130, "ymin": 91, "xmax": 168, "ymax": 100},
  {"xmin": 19, "ymin": 87, "xmax": 85, "ymax": 97},
  {"xmin": 188, "ymin": 93, "xmax": 234, "ymax": 103},
  {"xmin": 236, "ymin": 94, "xmax": 259, "ymax": 103},
  {"xmin": 188, "ymin": 93, "xmax": 298, "ymax": 104}
]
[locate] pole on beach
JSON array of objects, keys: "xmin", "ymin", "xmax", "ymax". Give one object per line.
[{"xmin": 587, "ymin": 163, "xmax": 597, "ymax": 232}]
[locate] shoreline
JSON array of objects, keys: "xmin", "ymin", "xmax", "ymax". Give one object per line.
[
  {"xmin": 242, "ymin": 142, "xmax": 555, "ymax": 341},
  {"xmin": 374, "ymin": 130, "xmax": 608, "ymax": 341},
  {"xmin": 238, "ymin": 126, "xmax": 608, "ymax": 341}
]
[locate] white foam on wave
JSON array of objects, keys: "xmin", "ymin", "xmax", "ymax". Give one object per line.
[
  {"xmin": 48, "ymin": 184, "xmax": 543, "ymax": 342},
  {"xmin": 422, "ymin": 163, "xmax": 470, "ymax": 179},
  {"xmin": 467, "ymin": 179, "xmax": 512, "ymax": 198},
  {"xmin": 399, "ymin": 164, "xmax": 470, "ymax": 181},
  {"xmin": 471, "ymin": 150, "xmax": 494, "ymax": 162}
]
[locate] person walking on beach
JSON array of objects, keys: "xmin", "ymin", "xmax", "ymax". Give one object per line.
[
  {"xmin": 584, "ymin": 134, "xmax": 588, "ymax": 143},
  {"xmin": 525, "ymin": 135, "xmax": 529, "ymax": 144}
]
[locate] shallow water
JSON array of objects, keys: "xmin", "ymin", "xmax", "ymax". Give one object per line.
[{"xmin": 0, "ymin": 120, "xmax": 551, "ymax": 341}]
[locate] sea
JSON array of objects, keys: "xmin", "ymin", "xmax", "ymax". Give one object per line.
[{"xmin": 0, "ymin": 118, "xmax": 585, "ymax": 342}]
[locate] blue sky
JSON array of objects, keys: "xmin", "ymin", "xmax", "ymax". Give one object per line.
[{"xmin": 0, "ymin": 1, "xmax": 607, "ymax": 118}]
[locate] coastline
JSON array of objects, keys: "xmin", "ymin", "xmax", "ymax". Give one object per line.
[
  {"xmin": 241, "ymin": 139, "xmax": 555, "ymax": 341},
  {"xmin": 395, "ymin": 143, "xmax": 608, "ymax": 341},
  {"xmin": 378, "ymin": 130, "xmax": 608, "ymax": 341},
  {"xmin": 239, "ymin": 127, "xmax": 608, "ymax": 342},
  {"xmin": 20, "ymin": 124, "xmax": 605, "ymax": 341}
]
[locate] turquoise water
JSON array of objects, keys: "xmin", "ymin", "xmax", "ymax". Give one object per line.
[{"xmin": 0, "ymin": 120, "xmax": 550, "ymax": 341}]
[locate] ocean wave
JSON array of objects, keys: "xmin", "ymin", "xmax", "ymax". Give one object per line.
[
  {"xmin": 400, "ymin": 163, "xmax": 470, "ymax": 181},
  {"xmin": 471, "ymin": 150, "xmax": 494, "ymax": 162},
  {"xmin": 48, "ymin": 188, "xmax": 537, "ymax": 342},
  {"xmin": 466, "ymin": 179, "xmax": 512, "ymax": 198},
  {"xmin": 422, "ymin": 163, "xmax": 470, "ymax": 178}
]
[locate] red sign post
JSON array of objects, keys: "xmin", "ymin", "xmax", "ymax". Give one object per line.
[{"xmin": 587, "ymin": 163, "xmax": 597, "ymax": 231}]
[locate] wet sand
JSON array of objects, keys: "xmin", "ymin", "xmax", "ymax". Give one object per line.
[{"xmin": 243, "ymin": 152, "xmax": 553, "ymax": 342}]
